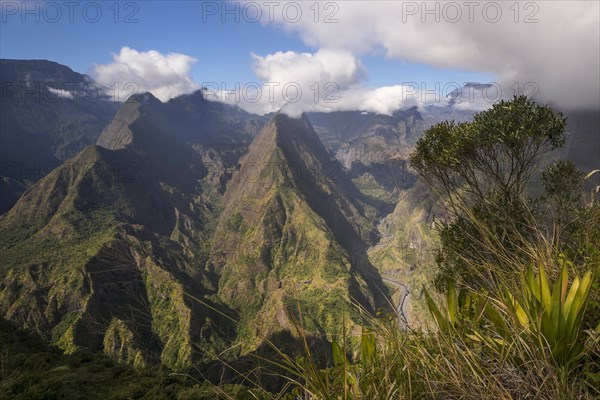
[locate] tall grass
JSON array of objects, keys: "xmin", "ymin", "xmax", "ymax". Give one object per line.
[
  {"xmin": 176, "ymin": 182, "xmax": 600, "ymax": 398},
  {"xmin": 260, "ymin": 270, "xmax": 597, "ymax": 398},
  {"xmin": 255, "ymin": 207, "xmax": 599, "ymax": 399}
]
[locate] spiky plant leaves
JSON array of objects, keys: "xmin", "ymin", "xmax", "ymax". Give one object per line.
[
  {"xmin": 504, "ymin": 263, "xmax": 594, "ymax": 369},
  {"xmin": 359, "ymin": 327, "xmax": 376, "ymax": 367},
  {"xmin": 424, "ymin": 288, "xmax": 449, "ymax": 333},
  {"xmin": 331, "ymin": 336, "xmax": 345, "ymax": 367}
]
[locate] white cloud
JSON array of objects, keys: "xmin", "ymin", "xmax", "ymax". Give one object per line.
[
  {"xmin": 205, "ymin": 49, "xmax": 466, "ymax": 116},
  {"xmin": 47, "ymin": 87, "xmax": 73, "ymax": 100},
  {"xmin": 204, "ymin": 48, "xmax": 424, "ymax": 116},
  {"xmin": 237, "ymin": 0, "xmax": 599, "ymax": 110},
  {"xmin": 250, "ymin": 49, "xmax": 366, "ymax": 89},
  {"xmin": 349, "ymin": 85, "xmax": 422, "ymax": 115},
  {"xmin": 93, "ymin": 47, "xmax": 199, "ymax": 102}
]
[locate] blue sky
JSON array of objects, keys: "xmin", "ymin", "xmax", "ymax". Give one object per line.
[
  {"xmin": 0, "ymin": 1, "xmax": 494, "ymax": 88},
  {"xmin": 1, "ymin": 1, "xmax": 597, "ymax": 114}
]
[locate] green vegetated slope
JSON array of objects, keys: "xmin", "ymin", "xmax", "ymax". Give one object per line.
[
  {"xmin": 0, "ymin": 94, "xmax": 238, "ymax": 370},
  {"xmin": 209, "ymin": 113, "xmax": 390, "ymax": 349},
  {"xmin": 307, "ymin": 108, "xmax": 445, "ymax": 328},
  {"xmin": 0, "ymin": 95, "xmax": 391, "ymax": 371},
  {"xmin": 0, "ymin": 316, "xmax": 272, "ymax": 400},
  {"xmin": 367, "ymin": 180, "xmax": 441, "ymax": 326}
]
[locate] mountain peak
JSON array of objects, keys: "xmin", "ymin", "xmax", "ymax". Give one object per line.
[
  {"xmin": 0, "ymin": 58, "xmax": 84, "ymax": 80},
  {"xmin": 125, "ymin": 91, "xmax": 162, "ymax": 106},
  {"xmin": 269, "ymin": 112, "xmax": 332, "ymax": 166},
  {"xmin": 211, "ymin": 112, "xmax": 386, "ymax": 343},
  {"xmin": 97, "ymin": 92, "xmax": 164, "ymax": 151},
  {"xmin": 271, "ymin": 111, "xmax": 311, "ymax": 132}
]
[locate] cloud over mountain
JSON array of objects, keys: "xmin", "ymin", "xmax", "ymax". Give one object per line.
[
  {"xmin": 93, "ymin": 47, "xmax": 199, "ymax": 102},
  {"xmin": 206, "ymin": 48, "xmax": 422, "ymax": 116},
  {"xmin": 93, "ymin": 0, "xmax": 599, "ymax": 115},
  {"xmin": 240, "ymin": 0, "xmax": 599, "ymax": 110}
]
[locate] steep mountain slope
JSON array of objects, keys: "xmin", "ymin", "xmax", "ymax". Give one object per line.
[
  {"xmin": 0, "ymin": 94, "xmax": 390, "ymax": 369},
  {"xmin": 307, "ymin": 108, "xmax": 427, "ymax": 198},
  {"xmin": 97, "ymin": 89, "xmax": 267, "ymax": 195},
  {"xmin": 209, "ymin": 113, "xmax": 390, "ymax": 348},
  {"xmin": 0, "ymin": 59, "xmax": 120, "ymax": 213},
  {"xmin": 367, "ymin": 180, "xmax": 441, "ymax": 326},
  {"xmin": 0, "ymin": 94, "xmax": 236, "ymax": 370}
]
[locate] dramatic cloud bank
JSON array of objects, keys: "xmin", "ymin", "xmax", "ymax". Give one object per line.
[
  {"xmin": 90, "ymin": 46, "xmax": 506, "ymax": 115},
  {"xmin": 96, "ymin": 1, "xmax": 598, "ymax": 116},
  {"xmin": 204, "ymin": 49, "xmax": 423, "ymax": 116},
  {"xmin": 93, "ymin": 47, "xmax": 199, "ymax": 102},
  {"xmin": 236, "ymin": 0, "xmax": 599, "ymax": 111}
]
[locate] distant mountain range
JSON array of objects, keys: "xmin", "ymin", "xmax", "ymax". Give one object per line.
[
  {"xmin": 0, "ymin": 60, "xmax": 120, "ymax": 213},
  {"xmin": 0, "ymin": 59, "xmax": 597, "ymax": 371}
]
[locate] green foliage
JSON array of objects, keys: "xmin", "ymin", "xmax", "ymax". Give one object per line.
[
  {"xmin": 225, "ymin": 212, "xmax": 245, "ymax": 232},
  {"xmin": 411, "ymin": 96, "xmax": 566, "ymax": 207},
  {"xmin": 1, "ymin": 316, "xmax": 277, "ymax": 399},
  {"xmin": 409, "ymin": 97, "xmax": 599, "ymax": 292},
  {"xmin": 424, "ymin": 281, "xmax": 472, "ymax": 333},
  {"xmin": 50, "ymin": 312, "xmax": 82, "ymax": 354},
  {"xmin": 404, "ymin": 96, "xmax": 600, "ymax": 397},
  {"xmin": 543, "ymin": 161, "xmax": 584, "ymax": 206},
  {"xmin": 505, "ymin": 261, "xmax": 594, "ymax": 369},
  {"xmin": 428, "ymin": 260, "xmax": 596, "ymax": 368},
  {"xmin": 275, "ymin": 255, "xmax": 597, "ymax": 399},
  {"xmin": 424, "ymin": 259, "xmax": 598, "ymax": 392},
  {"xmin": 0, "ymin": 318, "xmax": 180, "ymax": 399}
]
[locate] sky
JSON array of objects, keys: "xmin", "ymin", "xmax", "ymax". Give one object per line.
[{"xmin": 1, "ymin": 0, "xmax": 598, "ymax": 115}]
